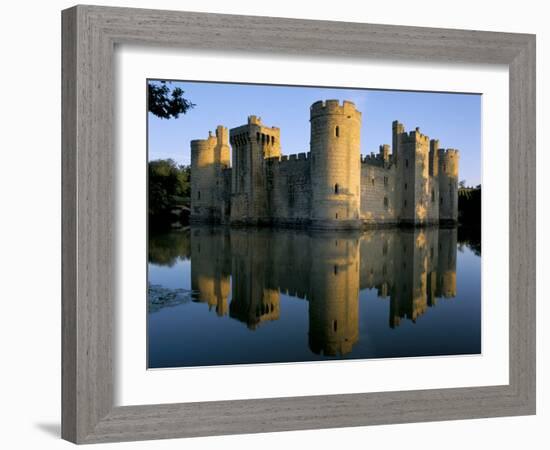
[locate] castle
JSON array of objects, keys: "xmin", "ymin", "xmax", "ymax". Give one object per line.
[{"xmin": 190, "ymin": 99, "xmax": 459, "ymax": 229}]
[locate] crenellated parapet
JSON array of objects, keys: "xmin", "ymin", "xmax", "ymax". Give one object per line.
[
  {"xmin": 361, "ymin": 144, "xmax": 394, "ymax": 169},
  {"xmin": 265, "ymin": 152, "xmax": 310, "ymax": 166},
  {"xmin": 310, "ymin": 99, "xmax": 360, "ymax": 118},
  {"xmin": 230, "ymin": 116, "xmax": 281, "ymax": 159},
  {"xmin": 398, "ymin": 126, "xmax": 431, "ymax": 146}
]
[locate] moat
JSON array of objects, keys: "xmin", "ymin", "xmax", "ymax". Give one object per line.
[{"xmin": 148, "ymin": 226, "xmax": 481, "ymax": 368}]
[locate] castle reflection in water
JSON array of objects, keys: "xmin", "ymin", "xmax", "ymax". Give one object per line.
[{"xmin": 158, "ymin": 226, "xmax": 459, "ymax": 358}]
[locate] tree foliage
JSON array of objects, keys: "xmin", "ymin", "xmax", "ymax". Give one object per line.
[
  {"xmin": 148, "ymin": 81, "xmax": 195, "ymax": 119},
  {"xmin": 148, "ymin": 159, "xmax": 191, "ymax": 224},
  {"xmin": 458, "ymin": 185, "xmax": 481, "ymax": 227},
  {"xmin": 457, "ymin": 185, "xmax": 481, "ymax": 255}
]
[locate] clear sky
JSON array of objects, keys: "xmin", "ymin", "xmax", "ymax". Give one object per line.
[{"xmin": 148, "ymin": 81, "xmax": 481, "ymax": 186}]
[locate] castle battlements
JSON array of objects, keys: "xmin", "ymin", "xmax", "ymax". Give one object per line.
[
  {"xmin": 190, "ymin": 133, "xmax": 216, "ymax": 149},
  {"xmin": 310, "ymin": 99, "xmax": 361, "ymax": 118},
  {"xmin": 362, "ymin": 153, "xmax": 385, "ymax": 165},
  {"xmin": 190, "ymin": 100, "xmax": 459, "ymax": 228},
  {"xmin": 361, "ymin": 144, "xmax": 393, "ymax": 168},
  {"xmin": 438, "ymin": 148, "xmax": 460, "ymax": 157},
  {"xmin": 399, "ymin": 127, "xmax": 431, "ymax": 144},
  {"xmin": 265, "ymin": 152, "xmax": 310, "ymax": 166}
]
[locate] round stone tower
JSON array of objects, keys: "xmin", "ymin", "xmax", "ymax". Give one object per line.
[
  {"xmin": 190, "ymin": 126, "xmax": 230, "ymax": 223},
  {"xmin": 438, "ymin": 149, "xmax": 460, "ymax": 224},
  {"xmin": 190, "ymin": 132, "xmax": 217, "ymax": 222},
  {"xmin": 309, "ymin": 100, "xmax": 362, "ymax": 229}
]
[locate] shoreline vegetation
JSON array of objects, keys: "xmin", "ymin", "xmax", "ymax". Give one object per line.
[
  {"xmin": 457, "ymin": 185, "xmax": 482, "ymax": 255},
  {"xmin": 148, "ymin": 159, "xmax": 191, "ymax": 229}
]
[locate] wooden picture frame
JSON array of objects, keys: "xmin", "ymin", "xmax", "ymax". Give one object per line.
[{"xmin": 61, "ymin": 5, "xmax": 536, "ymax": 443}]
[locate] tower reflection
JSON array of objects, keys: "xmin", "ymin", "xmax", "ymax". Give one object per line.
[{"xmin": 188, "ymin": 226, "xmax": 458, "ymax": 356}]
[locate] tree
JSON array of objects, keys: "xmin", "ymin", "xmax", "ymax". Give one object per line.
[
  {"xmin": 458, "ymin": 184, "xmax": 481, "ymax": 229},
  {"xmin": 148, "ymin": 81, "xmax": 195, "ymax": 119},
  {"xmin": 458, "ymin": 179, "xmax": 467, "ymax": 189},
  {"xmin": 148, "ymin": 159, "xmax": 191, "ymax": 219}
]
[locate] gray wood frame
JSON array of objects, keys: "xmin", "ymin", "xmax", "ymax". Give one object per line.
[{"xmin": 62, "ymin": 4, "xmax": 536, "ymax": 444}]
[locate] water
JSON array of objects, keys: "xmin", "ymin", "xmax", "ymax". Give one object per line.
[{"xmin": 148, "ymin": 226, "xmax": 481, "ymax": 368}]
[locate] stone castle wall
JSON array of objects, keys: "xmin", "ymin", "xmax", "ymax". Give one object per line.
[
  {"xmin": 265, "ymin": 153, "xmax": 312, "ymax": 225},
  {"xmin": 360, "ymin": 158, "xmax": 398, "ymax": 224},
  {"xmin": 190, "ymin": 100, "xmax": 459, "ymax": 228}
]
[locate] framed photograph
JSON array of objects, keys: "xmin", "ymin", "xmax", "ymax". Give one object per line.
[{"xmin": 62, "ymin": 5, "xmax": 536, "ymax": 444}]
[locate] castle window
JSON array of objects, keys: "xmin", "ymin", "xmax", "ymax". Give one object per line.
[
  {"xmin": 335, "ymin": 126, "xmax": 340, "ymax": 137},
  {"xmin": 405, "ymin": 159, "xmax": 409, "ymax": 168},
  {"xmin": 334, "ymin": 265, "xmax": 338, "ymax": 275},
  {"xmin": 431, "ymin": 190, "xmax": 435, "ymax": 202},
  {"xmin": 371, "ymin": 177, "xmax": 375, "ymax": 186},
  {"xmin": 334, "ymin": 183, "xmax": 339, "ymax": 194},
  {"xmin": 198, "ymin": 191, "xmax": 201, "ymax": 200},
  {"xmin": 335, "ymin": 213, "xmax": 338, "ymax": 219},
  {"xmin": 443, "ymin": 163, "xmax": 447, "ymax": 173},
  {"xmin": 440, "ymin": 197, "xmax": 443, "ymax": 205},
  {"xmin": 404, "ymin": 183, "xmax": 407, "ymax": 190},
  {"xmin": 256, "ymin": 132, "xmax": 260, "ymax": 142},
  {"xmin": 384, "ymin": 197, "xmax": 388, "ymax": 209},
  {"xmin": 333, "ymin": 320, "xmax": 338, "ymax": 332},
  {"xmin": 404, "ymin": 199, "xmax": 407, "ymax": 207},
  {"xmin": 384, "ymin": 176, "xmax": 388, "ymax": 186},
  {"xmin": 271, "ymin": 136, "xmax": 275, "ymax": 145}
]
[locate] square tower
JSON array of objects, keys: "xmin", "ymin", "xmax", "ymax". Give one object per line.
[
  {"xmin": 393, "ymin": 123, "xmax": 433, "ymax": 225},
  {"xmin": 229, "ymin": 116, "xmax": 281, "ymax": 224}
]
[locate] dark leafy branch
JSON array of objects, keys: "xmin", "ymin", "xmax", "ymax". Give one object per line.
[{"xmin": 148, "ymin": 81, "xmax": 195, "ymax": 119}]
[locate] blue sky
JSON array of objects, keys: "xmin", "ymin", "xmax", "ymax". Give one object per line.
[{"xmin": 148, "ymin": 81, "xmax": 481, "ymax": 186}]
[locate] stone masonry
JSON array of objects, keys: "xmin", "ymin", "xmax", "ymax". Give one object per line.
[{"xmin": 190, "ymin": 99, "xmax": 459, "ymax": 229}]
